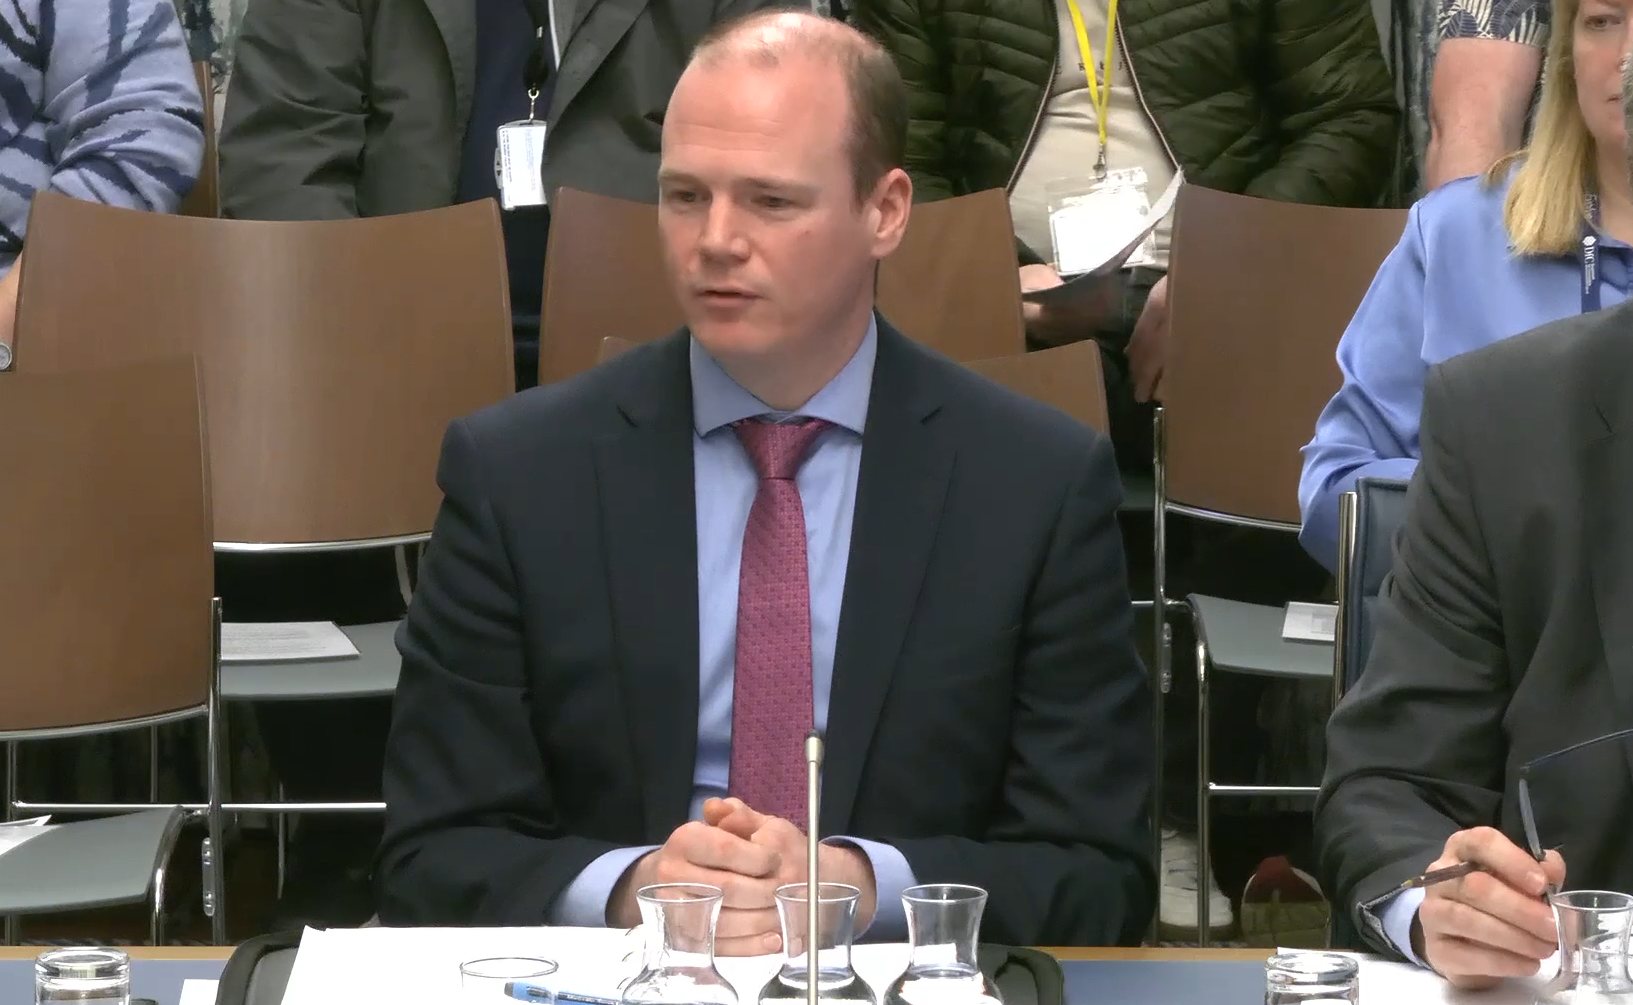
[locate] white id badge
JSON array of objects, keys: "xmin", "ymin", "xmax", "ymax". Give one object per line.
[
  {"xmin": 1047, "ymin": 168, "xmax": 1157, "ymax": 276},
  {"xmin": 495, "ymin": 119, "xmax": 549, "ymax": 210}
]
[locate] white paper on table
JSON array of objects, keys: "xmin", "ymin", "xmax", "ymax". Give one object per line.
[
  {"xmin": 278, "ymin": 926, "xmax": 913, "ymax": 1005},
  {"xmin": 220, "ymin": 622, "xmax": 360, "ymax": 664},
  {"xmin": 0, "ymin": 815, "xmax": 53, "ymax": 861},
  {"xmin": 1281, "ymin": 602, "xmax": 1338, "ymax": 643},
  {"xmin": 1272, "ymin": 948, "xmax": 1555, "ymax": 1005},
  {"xmin": 178, "ymin": 979, "xmax": 219, "ymax": 1005}
]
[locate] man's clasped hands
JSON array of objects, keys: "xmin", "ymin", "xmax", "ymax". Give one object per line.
[{"xmin": 608, "ymin": 797, "xmax": 880, "ymax": 956}]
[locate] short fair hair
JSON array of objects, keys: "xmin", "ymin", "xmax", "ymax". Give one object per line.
[
  {"xmin": 1484, "ymin": 0, "xmax": 1594, "ymax": 257},
  {"xmin": 691, "ymin": 9, "xmax": 907, "ymax": 203}
]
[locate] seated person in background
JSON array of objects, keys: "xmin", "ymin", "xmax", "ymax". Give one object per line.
[
  {"xmin": 218, "ymin": 0, "xmax": 780, "ymax": 390},
  {"xmin": 1316, "ymin": 58, "xmax": 1633, "ymax": 970},
  {"xmin": 1298, "ymin": 0, "xmax": 1630, "ymax": 572},
  {"xmin": 377, "ymin": 10, "xmax": 1155, "ymax": 949},
  {"xmin": 0, "ymin": 0, "xmax": 204, "ymax": 343},
  {"xmin": 853, "ymin": 0, "xmax": 1396, "ymax": 471}
]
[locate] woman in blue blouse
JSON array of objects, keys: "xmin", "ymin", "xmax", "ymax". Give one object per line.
[{"xmin": 1298, "ymin": 0, "xmax": 1633, "ymax": 571}]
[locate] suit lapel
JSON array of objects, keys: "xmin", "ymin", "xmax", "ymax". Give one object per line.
[
  {"xmin": 822, "ymin": 323, "xmax": 956, "ymax": 832},
  {"xmin": 595, "ymin": 334, "xmax": 701, "ymax": 843},
  {"xmin": 420, "ymin": 0, "xmax": 476, "ymax": 131},
  {"xmin": 549, "ymin": 0, "xmax": 647, "ymax": 123},
  {"xmin": 1583, "ymin": 325, "xmax": 1633, "ymax": 785}
]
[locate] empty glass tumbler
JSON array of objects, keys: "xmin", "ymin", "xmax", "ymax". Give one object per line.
[
  {"xmin": 882, "ymin": 885, "xmax": 1003, "ymax": 1005},
  {"xmin": 35, "ymin": 947, "xmax": 130, "ymax": 1005},
  {"xmin": 1536, "ymin": 890, "xmax": 1633, "ymax": 1005},
  {"xmin": 621, "ymin": 883, "xmax": 740, "ymax": 1005},
  {"xmin": 459, "ymin": 957, "xmax": 559, "ymax": 1002},
  {"xmin": 1264, "ymin": 952, "xmax": 1358, "ymax": 1005},
  {"xmin": 758, "ymin": 883, "xmax": 875, "ymax": 1005}
]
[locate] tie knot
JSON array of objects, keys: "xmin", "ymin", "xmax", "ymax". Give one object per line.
[{"xmin": 731, "ymin": 418, "xmax": 833, "ymax": 481}]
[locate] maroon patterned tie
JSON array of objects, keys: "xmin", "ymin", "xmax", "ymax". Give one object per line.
[{"xmin": 728, "ymin": 417, "xmax": 833, "ymax": 826}]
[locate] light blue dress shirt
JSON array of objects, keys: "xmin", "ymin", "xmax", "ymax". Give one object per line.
[
  {"xmin": 551, "ymin": 318, "xmax": 918, "ymax": 937},
  {"xmin": 1298, "ymin": 170, "xmax": 1631, "ymax": 572}
]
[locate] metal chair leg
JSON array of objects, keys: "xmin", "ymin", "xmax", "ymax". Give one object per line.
[
  {"xmin": 276, "ymin": 784, "xmax": 288, "ymax": 900},
  {"xmin": 206, "ymin": 598, "xmax": 228, "ymax": 945},
  {"xmin": 3, "ymin": 740, "xmax": 16, "ymax": 946},
  {"xmin": 149, "ymin": 726, "xmax": 161, "ymax": 803},
  {"xmin": 1196, "ymin": 631, "xmax": 1212, "ymax": 948}
]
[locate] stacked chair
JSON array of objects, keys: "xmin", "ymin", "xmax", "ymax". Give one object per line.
[
  {"xmin": 1151, "ymin": 184, "xmax": 1407, "ymax": 943},
  {"xmin": 1, "ymin": 194, "xmax": 515, "ymax": 942}
]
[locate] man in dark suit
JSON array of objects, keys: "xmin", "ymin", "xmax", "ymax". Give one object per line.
[
  {"xmin": 377, "ymin": 10, "xmax": 1155, "ymax": 948},
  {"xmin": 1316, "ymin": 297, "xmax": 1633, "ymax": 983}
]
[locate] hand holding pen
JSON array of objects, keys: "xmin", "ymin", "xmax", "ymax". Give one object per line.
[{"xmin": 1409, "ymin": 827, "xmax": 1565, "ymax": 992}]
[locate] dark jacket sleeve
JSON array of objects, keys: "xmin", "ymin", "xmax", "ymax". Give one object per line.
[
  {"xmin": 376, "ymin": 418, "xmax": 619, "ymax": 925},
  {"xmin": 853, "ymin": 0, "xmax": 1043, "ymax": 266},
  {"xmin": 892, "ymin": 432, "xmax": 1156, "ymax": 946},
  {"xmin": 1244, "ymin": 0, "xmax": 1401, "ymax": 208},
  {"xmin": 1313, "ymin": 361, "xmax": 1509, "ymax": 955},
  {"xmin": 217, "ymin": 0, "xmax": 371, "ymax": 220}
]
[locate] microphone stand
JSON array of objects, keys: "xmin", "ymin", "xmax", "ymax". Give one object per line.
[{"xmin": 805, "ymin": 731, "xmax": 823, "ymax": 1005}]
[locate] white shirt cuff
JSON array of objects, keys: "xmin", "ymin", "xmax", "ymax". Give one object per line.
[
  {"xmin": 1378, "ymin": 886, "xmax": 1428, "ymax": 966},
  {"xmin": 826, "ymin": 836, "xmax": 916, "ymax": 942}
]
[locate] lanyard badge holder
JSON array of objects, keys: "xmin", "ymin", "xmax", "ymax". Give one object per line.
[
  {"xmin": 496, "ymin": 0, "xmax": 558, "ymax": 210},
  {"xmin": 1045, "ymin": 0, "xmax": 1157, "ymax": 276}
]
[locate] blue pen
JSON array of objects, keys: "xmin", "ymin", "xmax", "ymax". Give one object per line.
[{"xmin": 504, "ymin": 982, "xmax": 623, "ymax": 1005}]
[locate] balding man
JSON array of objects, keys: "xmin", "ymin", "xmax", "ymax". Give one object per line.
[{"xmin": 377, "ymin": 10, "xmax": 1154, "ymax": 949}]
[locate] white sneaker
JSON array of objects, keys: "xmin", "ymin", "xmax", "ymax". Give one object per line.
[{"xmin": 1158, "ymin": 826, "xmax": 1234, "ymax": 934}]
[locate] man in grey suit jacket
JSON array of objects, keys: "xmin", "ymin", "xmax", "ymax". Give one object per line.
[
  {"xmin": 219, "ymin": 0, "xmax": 779, "ymax": 385},
  {"xmin": 1315, "ymin": 301, "xmax": 1633, "ymax": 984}
]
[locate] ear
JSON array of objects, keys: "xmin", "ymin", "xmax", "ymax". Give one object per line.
[{"xmin": 866, "ymin": 167, "xmax": 913, "ymax": 260}]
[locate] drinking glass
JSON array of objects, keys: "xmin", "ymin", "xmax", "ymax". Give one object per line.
[
  {"xmin": 35, "ymin": 947, "xmax": 130, "ymax": 1005},
  {"xmin": 621, "ymin": 883, "xmax": 739, "ymax": 1005},
  {"xmin": 882, "ymin": 885, "xmax": 1002, "ymax": 1005},
  {"xmin": 1263, "ymin": 952, "xmax": 1358, "ymax": 1005},
  {"xmin": 1535, "ymin": 891, "xmax": 1633, "ymax": 1005},
  {"xmin": 460, "ymin": 957, "xmax": 559, "ymax": 1002},
  {"xmin": 759, "ymin": 883, "xmax": 875, "ymax": 1005}
]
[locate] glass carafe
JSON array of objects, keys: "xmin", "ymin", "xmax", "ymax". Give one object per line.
[
  {"xmin": 621, "ymin": 883, "xmax": 740, "ymax": 1005},
  {"xmin": 882, "ymin": 885, "xmax": 1003, "ymax": 1005},
  {"xmin": 759, "ymin": 883, "xmax": 876, "ymax": 1005},
  {"xmin": 1536, "ymin": 890, "xmax": 1633, "ymax": 1005}
]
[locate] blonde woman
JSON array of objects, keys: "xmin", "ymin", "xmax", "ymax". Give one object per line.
[{"xmin": 1298, "ymin": 0, "xmax": 1633, "ymax": 572}]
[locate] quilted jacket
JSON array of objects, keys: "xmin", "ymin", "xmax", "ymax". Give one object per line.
[{"xmin": 854, "ymin": 0, "xmax": 1401, "ymax": 233}]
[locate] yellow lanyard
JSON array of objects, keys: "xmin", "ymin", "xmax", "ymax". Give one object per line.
[{"xmin": 1062, "ymin": 0, "xmax": 1119, "ymax": 175}]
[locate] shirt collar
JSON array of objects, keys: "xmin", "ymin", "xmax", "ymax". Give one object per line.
[{"xmin": 689, "ymin": 316, "xmax": 876, "ymax": 436}]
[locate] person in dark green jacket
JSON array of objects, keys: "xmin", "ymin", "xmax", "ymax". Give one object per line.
[
  {"xmin": 855, "ymin": 0, "xmax": 1398, "ymax": 468},
  {"xmin": 857, "ymin": 0, "xmax": 1398, "ymax": 944}
]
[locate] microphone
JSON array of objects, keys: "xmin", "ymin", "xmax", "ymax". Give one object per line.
[{"xmin": 805, "ymin": 730, "xmax": 823, "ymax": 1005}]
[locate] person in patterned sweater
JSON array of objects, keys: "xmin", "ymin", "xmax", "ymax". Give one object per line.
[{"xmin": 0, "ymin": 0, "xmax": 204, "ymax": 342}]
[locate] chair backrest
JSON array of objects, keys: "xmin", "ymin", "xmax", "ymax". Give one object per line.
[
  {"xmin": 8, "ymin": 193, "xmax": 514, "ymax": 545},
  {"xmin": 0, "ymin": 357, "xmax": 214, "ymax": 733},
  {"xmin": 963, "ymin": 340, "xmax": 1108, "ymax": 434},
  {"xmin": 1336, "ymin": 477, "xmax": 1411, "ymax": 693},
  {"xmin": 537, "ymin": 188, "xmax": 681, "ymax": 384},
  {"xmin": 599, "ymin": 335, "xmax": 636, "ymax": 364},
  {"xmin": 1162, "ymin": 185, "xmax": 1407, "ymax": 525},
  {"xmin": 877, "ymin": 189, "xmax": 1027, "ymax": 361},
  {"xmin": 177, "ymin": 61, "xmax": 219, "ymax": 219}
]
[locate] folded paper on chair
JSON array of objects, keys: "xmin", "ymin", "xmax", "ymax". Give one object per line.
[
  {"xmin": 220, "ymin": 622, "xmax": 361, "ymax": 664},
  {"xmin": 1281, "ymin": 603, "xmax": 1337, "ymax": 644},
  {"xmin": 1021, "ymin": 171, "xmax": 1182, "ymax": 313},
  {"xmin": 0, "ymin": 816, "xmax": 53, "ymax": 861}
]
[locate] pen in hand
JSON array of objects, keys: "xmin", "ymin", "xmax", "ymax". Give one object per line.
[{"xmin": 1396, "ymin": 861, "xmax": 1486, "ymax": 891}]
